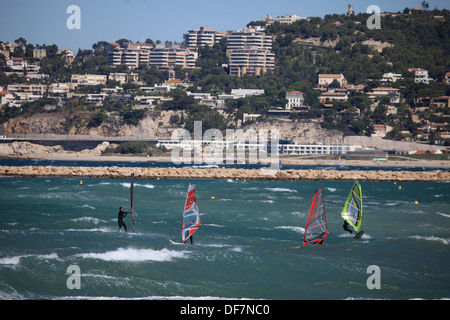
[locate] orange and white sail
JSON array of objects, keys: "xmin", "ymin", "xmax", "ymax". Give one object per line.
[{"xmin": 181, "ymin": 184, "xmax": 201, "ymax": 243}]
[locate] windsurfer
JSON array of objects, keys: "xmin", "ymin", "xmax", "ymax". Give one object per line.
[
  {"xmin": 343, "ymin": 221, "xmax": 353, "ymax": 235},
  {"xmin": 185, "ymin": 220, "xmax": 194, "ymax": 244},
  {"xmin": 118, "ymin": 207, "xmax": 129, "ymax": 233}
]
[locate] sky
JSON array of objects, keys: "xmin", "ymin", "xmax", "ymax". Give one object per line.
[{"xmin": 1, "ymin": 0, "xmax": 449, "ymax": 52}]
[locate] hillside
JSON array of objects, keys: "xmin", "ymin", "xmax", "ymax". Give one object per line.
[{"xmin": 0, "ymin": 7, "xmax": 449, "ymax": 147}]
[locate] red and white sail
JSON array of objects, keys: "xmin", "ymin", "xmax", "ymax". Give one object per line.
[
  {"xmin": 181, "ymin": 184, "xmax": 201, "ymax": 243},
  {"xmin": 303, "ymin": 188, "xmax": 328, "ymax": 246}
]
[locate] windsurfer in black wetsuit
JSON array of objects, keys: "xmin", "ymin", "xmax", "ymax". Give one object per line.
[
  {"xmin": 184, "ymin": 220, "xmax": 194, "ymax": 244},
  {"xmin": 343, "ymin": 221, "xmax": 353, "ymax": 235},
  {"xmin": 118, "ymin": 207, "xmax": 129, "ymax": 233}
]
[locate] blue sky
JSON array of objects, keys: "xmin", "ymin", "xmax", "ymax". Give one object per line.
[{"xmin": 1, "ymin": 0, "xmax": 448, "ymax": 52}]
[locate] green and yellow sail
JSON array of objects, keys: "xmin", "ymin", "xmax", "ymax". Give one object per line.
[{"xmin": 341, "ymin": 181, "xmax": 363, "ymax": 232}]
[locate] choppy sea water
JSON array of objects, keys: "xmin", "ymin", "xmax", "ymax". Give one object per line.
[{"xmin": 0, "ymin": 173, "xmax": 449, "ymax": 300}]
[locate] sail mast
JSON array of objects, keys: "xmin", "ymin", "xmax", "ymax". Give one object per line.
[{"xmin": 130, "ymin": 173, "xmax": 135, "ymax": 232}]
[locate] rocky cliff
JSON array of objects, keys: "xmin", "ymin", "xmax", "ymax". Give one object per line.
[
  {"xmin": 0, "ymin": 140, "xmax": 115, "ymax": 158},
  {"xmin": 1, "ymin": 111, "xmax": 176, "ymax": 138},
  {"xmin": 2, "ymin": 111, "xmax": 341, "ymax": 144},
  {"xmin": 243, "ymin": 119, "xmax": 343, "ymax": 144}
]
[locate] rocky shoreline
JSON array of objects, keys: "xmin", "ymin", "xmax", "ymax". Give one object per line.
[{"xmin": 0, "ymin": 165, "xmax": 448, "ymax": 182}]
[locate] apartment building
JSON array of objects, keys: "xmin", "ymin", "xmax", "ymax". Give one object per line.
[
  {"xmin": 227, "ymin": 28, "xmax": 272, "ymax": 52},
  {"xmin": 11, "ymin": 57, "xmax": 28, "ymax": 71},
  {"xmin": 280, "ymin": 144, "xmax": 357, "ymax": 155},
  {"xmin": 107, "ymin": 43, "xmax": 151, "ymax": 69},
  {"xmin": 71, "ymin": 74, "xmax": 107, "ymax": 87},
  {"xmin": 7, "ymin": 84, "xmax": 47, "ymax": 95},
  {"xmin": 123, "ymin": 43, "xmax": 150, "ymax": 68},
  {"xmin": 367, "ymin": 87, "xmax": 400, "ymax": 104},
  {"xmin": 229, "ymin": 47, "xmax": 275, "ymax": 77},
  {"xmin": 149, "ymin": 44, "xmax": 197, "ymax": 69},
  {"xmin": 261, "ymin": 14, "xmax": 307, "ymax": 25},
  {"xmin": 49, "ymin": 83, "xmax": 73, "ymax": 94},
  {"xmin": 6, "ymin": 57, "xmax": 39, "ymax": 74},
  {"xmin": 318, "ymin": 90, "xmax": 348, "ymax": 103},
  {"xmin": 107, "ymin": 43, "xmax": 122, "ymax": 66},
  {"xmin": 183, "ymin": 26, "xmax": 225, "ymax": 48},
  {"xmin": 11, "ymin": 92, "xmax": 43, "ymax": 104},
  {"xmin": 226, "ymin": 28, "xmax": 274, "ymax": 77},
  {"xmin": 86, "ymin": 93, "xmax": 108, "ymax": 103},
  {"xmin": 231, "ymin": 88, "xmax": 265, "ymax": 97}
]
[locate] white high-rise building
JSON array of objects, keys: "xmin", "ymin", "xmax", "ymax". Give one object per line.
[
  {"xmin": 229, "ymin": 47, "xmax": 275, "ymax": 77},
  {"xmin": 183, "ymin": 26, "xmax": 225, "ymax": 48},
  {"xmin": 227, "ymin": 28, "xmax": 274, "ymax": 77},
  {"xmin": 149, "ymin": 44, "xmax": 198, "ymax": 69},
  {"xmin": 227, "ymin": 28, "xmax": 272, "ymax": 51},
  {"xmin": 107, "ymin": 43, "xmax": 151, "ymax": 69}
]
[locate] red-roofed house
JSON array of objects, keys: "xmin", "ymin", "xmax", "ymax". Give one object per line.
[
  {"xmin": 444, "ymin": 72, "xmax": 450, "ymax": 85},
  {"xmin": 285, "ymin": 91, "xmax": 305, "ymax": 110},
  {"xmin": 0, "ymin": 91, "xmax": 15, "ymax": 105},
  {"xmin": 6, "ymin": 57, "xmax": 28, "ymax": 71},
  {"xmin": 371, "ymin": 124, "xmax": 393, "ymax": 138},
  {"xmin": 407, "ymin": 68, "xmax": 433, "ymax": 84}
]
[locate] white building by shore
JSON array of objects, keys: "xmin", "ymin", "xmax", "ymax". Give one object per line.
[{"xmin": 157, "ymin": 139, "xmax": 359, "ymax": 155}]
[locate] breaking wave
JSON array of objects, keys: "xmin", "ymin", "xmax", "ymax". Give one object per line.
[
  {"xmin": 264, "ymin": 187, "xmax": 297, "ymax": 193},
  {"xmin": 75, "ymin": 247, "xmax": 187, "ymax": 262}
]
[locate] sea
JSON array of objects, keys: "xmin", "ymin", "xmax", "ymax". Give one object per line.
[{"xmin": 0, "ymin": 159, "xmax": 449, "ymax": 301}]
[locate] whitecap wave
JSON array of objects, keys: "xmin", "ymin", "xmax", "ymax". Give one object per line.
[
  {"xmin": 70, "ymin": 217, "xmax": 104, "ymax": 224},
  {"xmin": 121, "ymin": 182, "xmax": 155, "ymax": 189},
  {"xmin": 275, "ymin": 226, "xmax": 305, "ymax": 234},
  {"xmin": 409, "ymin": 236, "xmax": 449, "ymax": 245},
  {"xmin": 204, "ymin": 223, "xmax": 225, "ymax": 228},
  {"xmin": 264, "ymin": 187, "xmax": 297, "ymax": 193},
  {"xmin": 437, "ymin": 212, "xmax": 450, "ymax": 219},
  {"xmin": 0, "ymin": 253, "xmax": 59, "ymax": 266},
  {"xmin": 79, "ymin": 204, "xmax": 96, "ymax": 210},
  {"xmin": 65, "ymin": 227, "xmax": 115, "ymax": 233},
  {"xmin": 75, "ymin": 247, "xmax": 187, "ymax": 262}
]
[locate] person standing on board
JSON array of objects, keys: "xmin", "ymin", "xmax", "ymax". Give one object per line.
[
  {"xmin": 185, "ymin": 220, "xmax": 194, "ymax": 244},
  {"xmin": 343, "ymin": 221, "xmax": 353, "ymax": 235},
  {"xmin": 118, "ymin": 207, "xmax": 129, "ymax": 233}
]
